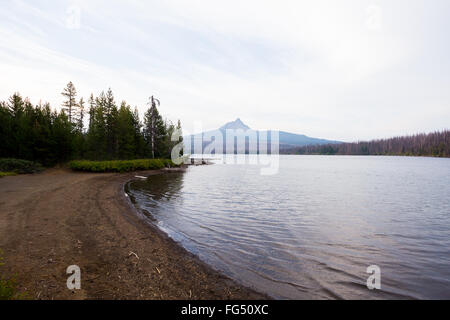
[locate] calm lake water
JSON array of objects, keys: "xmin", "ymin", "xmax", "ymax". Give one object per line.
[{"xmin": 128, "ymin": 155, "xmax": 450, "ymax": 299}]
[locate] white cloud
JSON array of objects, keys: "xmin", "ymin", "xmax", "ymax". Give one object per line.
[{"xmin": 0, "ymin": 0, "xmax": 449, "ymax": 141}]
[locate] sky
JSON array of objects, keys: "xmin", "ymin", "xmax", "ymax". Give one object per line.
[{"xmin": 0, "ymin": 0, "xmax": 449, "ymax": 141}]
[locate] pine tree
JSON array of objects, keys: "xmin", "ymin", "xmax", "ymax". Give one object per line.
[
  {"xmin": 86, "ymin": 93, "xmax": 107, "ymax": 160},
  {"xmin": 117, "ymin": 102, "xmax": 136, "ymax": 159},
  {"xmin": 0, "ymin": 101, "xmax": 12, "ymax": 157},
  {"xmin": 32, "ymin": 103, "xmax": 54, "ymax": 165},
  {"xmin": 77, "ymin": 97, "xmax": 85, "ymax": 133},
  {"xmin": 104, "ymin": 88, "xmax": 119, "ymax": 159},
  {"xmin": 143, "ymin": 96, "xmax": 166, "ymax": 158},
  {"xmin": 51, "ymin": 110, "xmax": 73, "ymax": 162},
  {"xmin": 61, "ymin": 82, "xmax": 78, "ymax": 126},
  {"xmin": 9, "ymin": 94, "xmax": 28, "ymax": 159},
  {"xmin": 88, "ymin": 94, "xmax": 95, "ymax": 131},
  {"xmin": 176, "ymin": 119, "xmax": 184, "ymax": 156},
  {"xmin": 132, "ymin": 107, "xmax": 145, "ymax": 158},
  {"xmin": 72, "ymin": 97, "xmax": 86, "ymax": 160},
  {"xmin": 162, "ymin": 120, "xmax": 175, "ymax": 159}
]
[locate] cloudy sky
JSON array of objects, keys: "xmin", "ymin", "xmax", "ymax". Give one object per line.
[{"xmin": 0, "ymin": 0, "xmax": 449, "ymax": 141}]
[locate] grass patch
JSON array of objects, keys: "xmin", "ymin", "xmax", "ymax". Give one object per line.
[
  {"xmin": 0, "ymin": 159, "xmax": 43, "ymax": 174},
  {"xmin": 0, "ymin": 250, "xmax": 28, "ymax": 300},
  {"xmin": 0, "ymin": 172, "xmax": 17, "ymax": 178},
  {"xmin": 69, "ymin": 159, "xmax": 177, "ymax": 173}
]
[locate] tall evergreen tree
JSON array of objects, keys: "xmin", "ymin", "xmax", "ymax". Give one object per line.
[
  {"xmin": 162, "ymin": 120, "xmax": 175, "ymax": 159},
  {"xmin": 8, "ymin": 94, "xmax": 27, "ymax": 159},
  {"xmin": 86, "ymin": 93, "xmax": 107, "ymax": 160},
  {"xmin": 77, "ymin": 97, "xmax": 85, "ymax": 133},
  {"xmin": 104, "ymin": 88, "xmax": 119, "ymax": 159},
  {"xmin": 71, "ymin": 97, "xmax": 85, "ymax": 159},
  {"xmin": 51, "ymin": 110, "xmax": 73, "ymax": 163},
  {"xmin": 61, "ymin": 81, "xmax": 78, "ymax": 125},
  {"xmin": 143, "ymin": 96, "xmax": 166, "ymax": 158},
  {"xmin": 176, "ymin": 119, "xmax": 184, "ymax": 156},
  {"xmin": 88, "ymin": 94, "xmax": 95, "ymax": 131},
  {"xmin": 117, "ymin": 102, "xmax": 136, "ymax": 159},
  {"xmin": 131, "ymin": 107, "xmax": 145, "ymax": 158},
  {"xmin": 31, "ymin": 103, "xmax": 54, "ymax": 165},
  {"xmin": 0, "ymin": 101, "xmax": 12, "ymax": 157}
]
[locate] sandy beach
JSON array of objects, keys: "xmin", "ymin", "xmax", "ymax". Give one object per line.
[{"xmin": 0, "ymin": 169, "xmax": 267, "ymax": 300}]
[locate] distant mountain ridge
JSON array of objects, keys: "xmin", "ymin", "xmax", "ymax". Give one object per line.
[{"xmin": 184, "ymin": 118, "xmax": 341, "ymax": 154}]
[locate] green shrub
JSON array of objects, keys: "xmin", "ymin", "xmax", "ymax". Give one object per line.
[
  {"xmin": 0, "ymin": 275, "xmax": 22, "ymax": 300},
  {"xmin": 0, "ymin": 159, "xmax": 43, "ymax": 174},
  {"xmin": 69, "ymin": 159, "xmax": 177, "ymax": 173},
  {"xmin": 0, "ymin": 172, "xmax": 17, "ymax": 178}
]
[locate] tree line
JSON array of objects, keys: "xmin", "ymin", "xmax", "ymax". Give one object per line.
[
  {"xmin": 0, "ymin": 82, "xmax": 183, "ymax": 166},
  {"xmin": 284, "ymin": 130, "xmax": 450, "ymax": 157}
]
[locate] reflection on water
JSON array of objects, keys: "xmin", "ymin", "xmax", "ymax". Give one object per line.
[{"xmin": 128, "ymin": 155, "xmax": 450, "ymax": 299}]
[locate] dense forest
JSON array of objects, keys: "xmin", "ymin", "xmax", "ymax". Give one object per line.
[
  {"xmin": 0, "ymin": 82, "xmax": 183, "ymax": 166},
  {"xmin": 284, "ymin": 130, "xmax": 450, "ymax": 157}
]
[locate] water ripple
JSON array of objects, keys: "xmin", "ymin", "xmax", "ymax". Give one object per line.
[{"xmin": 128, "ymin": 155, "xmax": 450, "ymax": 299}]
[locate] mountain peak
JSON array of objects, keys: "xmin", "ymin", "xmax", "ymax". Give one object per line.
[{"xmin": 220, "ymin": 118, "xmax": 251, "ymax": 131}]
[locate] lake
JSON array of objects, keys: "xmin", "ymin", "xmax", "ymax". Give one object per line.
[{"xmin": 127, "ymin": 155, "xmax": 450, "ymax": 299}]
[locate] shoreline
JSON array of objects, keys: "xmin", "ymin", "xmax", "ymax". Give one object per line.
[{"xmin": 0, "ymin": 168, "xmax": 268, "ymax": 300}]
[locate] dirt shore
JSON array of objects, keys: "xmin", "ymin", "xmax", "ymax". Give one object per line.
[{"xmin": 0, "ymin": 168, "xmax": 267, "ymax": 300}]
